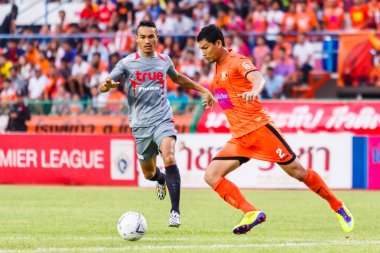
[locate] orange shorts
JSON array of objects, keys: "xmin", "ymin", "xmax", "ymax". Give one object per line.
[{"xmin": 214, "ymin": 122, "xmax": 296, "ymax": 165}]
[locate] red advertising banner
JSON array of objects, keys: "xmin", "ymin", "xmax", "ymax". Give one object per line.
[
  {"xmin": 197, "ymin": 101, "xmax": 380, "ymax": 135},
  {"xmin": 0, "ymin": 134, "xmax": 137, "ymax": 186},
  {"xmin": 26, "ymin": 114, "xmax": 193, "ymax": 134},
  {"xmin": 368, "ymin": 137, "xmax": 380, "ymax": 189}
]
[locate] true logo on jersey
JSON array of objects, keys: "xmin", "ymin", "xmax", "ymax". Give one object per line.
[
  {"xmin": 220, "ymin": 71, "xmax": 228, "ymax": 80},
  {"xmin": 136, "ymin": 71, "xmax": 164, "ymax": 81}
]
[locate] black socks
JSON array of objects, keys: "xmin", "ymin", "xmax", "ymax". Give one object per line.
[{"xmin": 165, "ymin": 164, "xmax": 181, "ymax": 213}]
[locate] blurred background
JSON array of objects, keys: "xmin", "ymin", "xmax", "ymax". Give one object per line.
[{"xmin": 0, "ymin": 0, "xmax": 378, "ymax": 190}]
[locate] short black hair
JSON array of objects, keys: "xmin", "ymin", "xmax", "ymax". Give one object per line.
[
  {"xmin": 196, "ymin": 24, "xmax": 225, "ymax": 47},
  {"xmin": 136, "ymin": 20, "xmax": 157, "ymax": 34}
]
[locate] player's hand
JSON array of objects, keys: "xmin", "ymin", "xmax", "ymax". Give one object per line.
[
  {"xmin": 238, "ymin": 90, "xmax": 258, "ymax": 103},
  {"xmin": 99, "ymin": 78, "xmax": 119, "ymax": 93},
  {"xmin": 202, "ymin": 90, "xmax": 216, "ymax": 109}
]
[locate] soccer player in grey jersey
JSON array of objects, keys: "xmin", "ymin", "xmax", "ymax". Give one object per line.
[{"xmin": 99, "ymin": 20, "xmax": 215, "ymax": 227}]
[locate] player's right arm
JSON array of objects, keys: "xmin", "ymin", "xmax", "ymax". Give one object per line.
[{"xmin": 98, "ymin": 59, "xmax": 129, "ymax": 93}]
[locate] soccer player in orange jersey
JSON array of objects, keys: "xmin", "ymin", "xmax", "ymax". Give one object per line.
[{"xmin": 196, "ymin": 24, "xmax": 354, "ymax": 235}]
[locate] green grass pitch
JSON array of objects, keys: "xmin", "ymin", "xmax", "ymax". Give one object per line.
[{"xmin": 0, "ymin": 186, "xmax": 379, "ymax": 253}]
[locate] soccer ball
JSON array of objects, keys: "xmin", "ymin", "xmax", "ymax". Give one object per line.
[{"xmin": 117, "ymin": 211, "xmax": 148, "ymax": 241}]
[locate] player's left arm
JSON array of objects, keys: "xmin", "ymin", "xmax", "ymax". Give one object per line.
[
  {"xmin": 236, "ymin": 58, "xmax": 265, "ymax": 103},
  {"xmin": 171, "ymin": 73, "xmax": 215, "ymax": 109},
  {"xmin": 238, "ymin": 71, "xmax": 265, "ymax": 102},
  {"xmin": 167, "ymin": 57, "xmax": 215, "ymax": 108}
]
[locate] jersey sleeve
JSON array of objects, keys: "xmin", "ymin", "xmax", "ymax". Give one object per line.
[
  {"xmin": 166, "ymin": 57, "xmax": 179, "ymax": 80},
  {"xmin": 109, "ymin": 59, "xmax": 130, "ymax": 81},
  {"xmin": 235, "ymin": 56, "xmax": 257, "ymax": 78}
]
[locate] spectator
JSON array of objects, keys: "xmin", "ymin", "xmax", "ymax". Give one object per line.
[
  {"xmin": 181, "ymin": 37, "xmax": 202, "ymax": 62},
  {"xmin": 0, "ymin": 78, "xmax": 16, "ymax": 110},
  {"xmin": 266, "ymin": 0, "xmax": 284, "ymax": 47},
  {"xmin": 273, "ymin": 33, "xmax": 293, "ymax": 59},
  {"xmin": 168, "ymin": 86, "xmax": 190, "ymax": 115},
  {"xmin": 69, "ymin": 54, "xmax": 90, "ymax": 97},
  {"xmin": 155, "ymin": 11, "xmax": 175, "ymax": 35},
  {"xmin": 260, "ymin": 53, "xmax": 275, "ymax": 76},
  {"xmin": 98, "ymin": 0, "xmax": 116, "ymax": 31},
  {"xmin": 36, "ymin": 51, "xmax": 51, "ymax": 76},
  {"xmin": 323, "ymin": 0, "xmax": 345, "ymax": 30},
  {"xmin": 263, "ymin": 66, "xmax": 284, "ymax": 99},
  {"xmin": 0, "ymin": 54, "xmax": 13, "ymax": 79},
  {"xmin": 172, "ymin": 9, "xmax": 194, "ymax": 35},
  {"xmin": 79, "ymin": 0, "xmax": 99, "ymax": 31},
  {"xmin": 69, "ymin": 93, "xmax": 83, "ymax": 115},
  {"xmin": 209, "ymin": 0, "xmax": 230, "ymax": 18},
  {"xmin": 349, "ymin": 0, "xmax": 370, "ymax": 30},
  {"xmin": 236, "ymin": 37, "xmax": 250, "ymax": 57},
  {"xmin": 18, "ymin": 56, "xmax": 33, "ymax": 81},
  {"xmin": 54, "ymin": 10, "xmax": 69, "ymax": 34},
  {"xmin": 88, "ymin": 86, "xmax": 108, "ymax": 115},
  {"xmin": 51, "ymin": 85, "xmax": 70, "ymax": 115},
  {"xmin": 274, "ymin": 47, "xmax": 296, "ymax": 83},
  {"xmin": 4, "ymin": 40, "xmax": 24, "ymax": 64},
  {"xmin": 180, "ymin": 51, "xmax": 201, "ymax": 79},
  {"xmin": 9, "ymin": 66, "xmax": 27, "ymax": 96},
  {"xmin": 293, "ymin": 33, "xmax": 314, "ymax": 83},
  {"xmin": 216, "ymin": 9, "xmax": 230, "ymax": 29},
  {"xmin": 116, "ymin": 0, "xmax": 134, "ymax": 26},
  {"xmin": 295, "ymin": 1, "xmax": 320, "ymax": 33},
  {"xmin": 87, "ymin": 37, "xmax": 109, "ymax": 63},
  {"xmin": 113, "ymin": 20, "xmax": 134, "ymax": 54},
  {"xmin": 193, "ymin": 1, "xmax": 210, "ymax": 28},
  {"xmin": 149, "ymin": 0, "xmax": 164, "ymax": 21},
  {"xmin": 253, "ymin": 36, "xmax": 270, "ymax": 70},
  {"xmin": 6, "ymin": 92, "xmax": 31, "ymax": 132},
  {"xmin": 282, "ymin": 3, "xmax": 297, "ymax": 33},
  {"xmin": 0, "ymin": 4, "xmax": 18, "ymax": 35},
  {"xmin": 89, "ymin": 63, "xmax": 109, "ymax": 88},
  {"xmin": 28, "ymin": 66, "xmax": 48, "ymax": 101},
  {"xmin": 226, "ymin": 8, "xmax": 246, "ymax": 32},
  {"xmin": 106, "ymin": 87, "xmax": 126, "ymax": 115},
  {"xmin": 246, "ymin": 1, "xmax": 267, "ymax": 33}
]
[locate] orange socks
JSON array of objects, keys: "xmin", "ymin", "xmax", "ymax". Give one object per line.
[
  {"xmin": 213, "ymin": 177, "xmax": 257, "ymax": 213},
  {"xmin": 303, "ymin": 168, "xmax": 342, "ymax": 211}
]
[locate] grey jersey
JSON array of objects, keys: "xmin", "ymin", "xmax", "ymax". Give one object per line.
[{"xmin": 109, "ymin": 52, "xmax": 179, "ymax": 128}]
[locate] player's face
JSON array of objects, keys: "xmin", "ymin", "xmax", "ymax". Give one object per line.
[
  {"xmin": 197, "ymin": 39, "xmax": 222, "ymax": 63},
  {"xmin": 136, "ymin": 26, "xmax": 159, "ymax": 56}
]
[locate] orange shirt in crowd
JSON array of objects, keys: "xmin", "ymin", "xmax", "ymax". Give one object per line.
[
  {"xmin": 251, "ymin": 12, "xmax": 267, "ymax": 33},
  {"xmin": 107, "ymin": 90, "xmax": 126, "ymax": 113},
  {"xmin": 25, "ymin": 48, "xmax": 39, "ymax": 64},
  {"xmin": 211, "ymin": 50, "xmax": 271, "ymax": 138},
  {"xmin": 350, "ymin": 3, "xmax": 369, "ymax": 29},
  {"xmin": 323, "ymin": 6, "xmax": 345, "ymax": 30},
  {"xmin": 282, "ymin": 12, "xmax": 297, "ymax": 32},
  {"xmin": 37, "ymin": 59, "xmax": 50, "ymax": 75},
  {"xmin": 296, "ymin": 12, "xmax": 318, "ymax": 33},
  {"xmin": 273, "ymin": 42, "xmax": 293, "ymax": 59}
]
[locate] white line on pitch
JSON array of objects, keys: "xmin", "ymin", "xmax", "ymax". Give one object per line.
[{"xmin": 0, "ymin": 241, "xmax": 380, "ymax": 252}]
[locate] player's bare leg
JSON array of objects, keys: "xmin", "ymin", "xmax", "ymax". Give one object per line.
[
  {"xmin": 140, "ymin": 156, "xmax": 166, "ymax": 200},
  {"xmin": 205, "ymin": 159, "xmax": 266, "ymax": 234},
  {"xmin": 160, "ymin": 136, "xmax": 181, "ymax": 227},
  {"xmin": 279, "ymin": 158, "xmax": 354, "ymax": 233}
]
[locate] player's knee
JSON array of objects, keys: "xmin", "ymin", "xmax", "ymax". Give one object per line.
[
  {"xmin": 204, "ymin": 169, "xmax": 219, "ymax": 187},
  {"xmin": 142, "ymin": 170, "xmax": 155, "ymax": 180},
  {"xmin": 161, "ymin": 152, "xmax": 176, "ymax": 166}
]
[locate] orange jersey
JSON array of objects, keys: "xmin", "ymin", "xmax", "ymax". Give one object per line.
[{"xmin": 211, "ymin": 50, "xmax": 272, "ymax": 138}]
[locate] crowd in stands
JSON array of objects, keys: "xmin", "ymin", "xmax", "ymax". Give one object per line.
[{"xmin": 0, "ymin": 0, "xmax": 379, "ymax": 116}]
